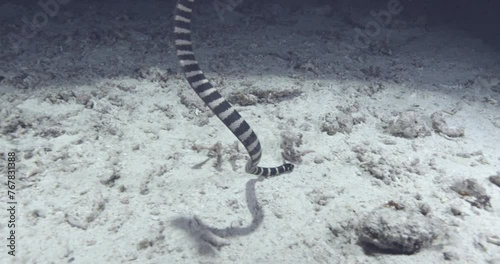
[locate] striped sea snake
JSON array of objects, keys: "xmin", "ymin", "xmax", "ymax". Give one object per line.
[{"xmin": 174, "ymin": 0, "xmax": 294, "ymax": 178}]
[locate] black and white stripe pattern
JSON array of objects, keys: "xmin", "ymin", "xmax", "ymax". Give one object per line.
[{"xmin": 174, "ymin": 0, "xmax": 294, "ymax": 178}]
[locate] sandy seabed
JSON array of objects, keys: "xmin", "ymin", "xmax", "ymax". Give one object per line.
[{"xmin": 0, "ymin": 1, "xmax": 499, "ymax": 263}]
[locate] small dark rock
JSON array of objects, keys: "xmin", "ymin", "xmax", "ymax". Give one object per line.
[
  {"xmin": 443, "ymin": 251, "xmax": 459, "ymax": 261},
  {"xmin": 489, "ymin": 174, "xmax": 500, "ymax": 188}
]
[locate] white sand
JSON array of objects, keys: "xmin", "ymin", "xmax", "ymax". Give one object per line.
[{"xmin": 1, "ymin": 1, "xmax": 499, "ymax": 263}]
